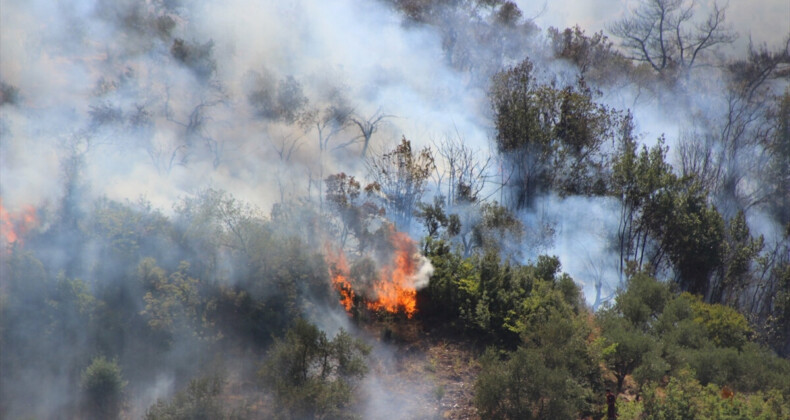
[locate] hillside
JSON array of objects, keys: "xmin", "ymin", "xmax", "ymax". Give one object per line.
[{"xmin": 1, "ymin": 0, "xmax": 789, "ymax": 419}]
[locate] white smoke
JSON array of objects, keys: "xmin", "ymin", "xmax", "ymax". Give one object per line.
[{"xmin": 412, "ymin": 253, "xmax": 435, "ymax": 290}]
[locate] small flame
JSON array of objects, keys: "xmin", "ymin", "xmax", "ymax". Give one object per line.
[
  {"xmin": 325, "ymin": 228, "xmax": 433, "ymax": 319},
  {"xmin": 0, "ymin": 199, "xmax": 37, "ymax": 247},
  {"xmin": 326, "ymin": 246, "xmax": 356, "ymax": 312},
  {"xmin": 0, "ymin": 203, "xmax": 17, "ymax": 244}
]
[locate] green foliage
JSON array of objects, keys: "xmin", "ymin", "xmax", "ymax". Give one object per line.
[
  {"xmin": 89, "ymin": 197, "xmax": 171, "ymax": 267},
  {"xmin": 4, "ymin": 3, "xmax": 790, "ymax": 418},
  {"xmin": 173, "ymin": 188, "xmax": 266, "ymax": 279},
  {"xmin": 475, "ymin": 345, "xmax": 593, "ymax": 420},
  {"xmin": 424, "ymin": 239, "xmax": 590, "ymax": 351},
  {"xmin": 1, "ymin": 250, "xmax": 102, "ymax": 418},
  {"xmin": 687, "ymin": 293, "xmax": 751, "ymax": 350},
  {"xmin": 470, "ymin": 201, "xmax": 524, "ymax": 258},
  {"xmin": 615, "ymin": 271, "xmax": 673, "ymax": 330},
  {"xmin": 611, "ymin": 131, "xmax": 676, "ymax": 213},
  {"xmin": 643, "ymin": 368, "xmax": 702, "ymax": 420},
  {"xmin": 599, "ymin": 308, "xmax": 662, "ymax": 393},
  {"xmin": 553, "ymin": 80, "xmax": 619, "ymax": 196},
  {"xmin": 208, "ymin": 232, "xmax": 331, "ymax": 349},
  {"xmin": 611, "ymin": 129, "xmax": 676, "ymax": 276},
  {"xmin": 171, "ymin": 190, "xmax": 332, "ymax": 347},
  {"xmin": 420, "ymin": 239, "xmax": 582, "ymax": 346},
  {"xmin": 599, "ymin": 269, "xmax": 790, "ymax": 410},
  {"xmin": 416, "ymin": 196, "xmax": 451, "ymax": 239},
  {"xmin": 714, "ymin": 211, "xmax": 764, "ymax": 304},
  {"xmin": 145, "ymin": 376, "xmax": 245, "ymax": 420},
  {"xmin": 616, "ymin": 397, "xmax": 644, "ymax": 420},
  {"xmin": 645, "ymin": 181, "xmax": 724, "ymax": 294},
  {"xmin": 641, "ymin": 371, "xmax": 790, "ymax": 420},
  {"xmin": 657, "ymin": 297, "xmax": 789, "ymax": 393},
  {"xmin": 762, "ymin": 237, "xmax": 790, "ymax": 357},
  {"xmin": 422, "ymin": 244, "xmax": 604, "ymax": 419},
  {"xmin": 258, "ymin": 319, "xmax": 370, "ymax": 419},
  {"xmin": 139, "ymin": 259, "xmax": 216, "ymax": 344},
  {"xmin": 419, "ymin": 238, "xmax": 477, "ymax": 323},
  {"xmin": 81, "ymin": 356, "xmax": 126, "ymax": 420},
  {"xmin": 1, "ymin": 249, "xmax": 50, "ymax": 350},
  {"xmin": 490, "ymin": 58, "xmax": 621, "ymax": 208},
  {"xmin": 610, "ymin": 132, "xmax": 725, "ymax": 293}
]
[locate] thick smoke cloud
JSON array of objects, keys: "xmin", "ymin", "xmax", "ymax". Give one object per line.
[
  {"xmin": 2, "ymin": 0, "xmax": 786, "ymax": 311},
  {"xmin": 2, "ymin": 0, "xmax": 786, "ymax": 309},
  {"xmin": 1, "ymin": 0, "xmax": 491, "ymax": 216}
]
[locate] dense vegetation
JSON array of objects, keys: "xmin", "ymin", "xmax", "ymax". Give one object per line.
[{"xmin": 1, "ymin": 0, "xmax": 789, "ymax": 419}]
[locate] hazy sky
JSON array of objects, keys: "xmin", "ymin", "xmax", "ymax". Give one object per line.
[{"xmin": 521, "ymin": 0, "xmax": 790, "ymax": 51}]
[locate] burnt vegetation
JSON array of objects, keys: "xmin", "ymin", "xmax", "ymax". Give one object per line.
[{"xmin": 1, "ymin": 0, "xmax": 790, "ymax": 419}]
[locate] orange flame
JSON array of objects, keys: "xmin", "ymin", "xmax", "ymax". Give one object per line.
[
  {"xmin": 326, "ymin": 246, "xmax": 356, "ymax": 312},
  {"xmin": 0, "ymin": 199, "xmax": 37, "ymax": 247},
  {"xmin": 366, "ymin": 231, "xmax": 418, "ymax": 318},
  {"xmin": 325, "ymin": 229, "xmax": 424, "ymax": 319},
  {"xmin": 0, "ymin": 203, "xmax": 17, "ymax": 244}
]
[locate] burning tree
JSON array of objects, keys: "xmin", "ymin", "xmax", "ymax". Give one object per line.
[
  {"xmin": 0, "ymin": 200, "xmax": 37, "ymax": 249},
  {"xmin": 325, "ymin": 225, "xmax": 433, "ymax": 319}
]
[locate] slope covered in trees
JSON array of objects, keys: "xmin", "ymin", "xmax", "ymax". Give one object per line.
[{"xmin": 1, "ymin": 0, "xmax": 789, "ymax": 418}]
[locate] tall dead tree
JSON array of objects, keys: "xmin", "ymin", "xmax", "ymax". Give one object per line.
[
  {"xmin": 350, "ymin": 109, "xmax": 390, "ymax": 158},
  {"xmin": 609, "ymin": 0, "xmax": 736, "ymax": 75}
]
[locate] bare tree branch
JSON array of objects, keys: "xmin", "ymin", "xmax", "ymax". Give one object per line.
[
  {"xmin": 350, "ymin": 108, "xmax": 392, "ymax": 157},
  {"xmin": 609, "ymin": 0, "xmax": 736, "ymax": 75}
]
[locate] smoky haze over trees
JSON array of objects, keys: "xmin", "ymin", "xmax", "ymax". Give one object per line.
[
  {"xmin": 608, "ymin": 0, "xmax": 738, "ymax": 76},
  {"xmin": 1, "ymin": 0, "xmax": 789, "ymax": 418}
]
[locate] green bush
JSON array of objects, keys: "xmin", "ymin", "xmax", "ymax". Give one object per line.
[
  {"xmin": 475, "ymin": 347, "xmax": 588, "ymax": 420},
  {"xmin": 81, "ymin": 356, "xmax": 126, "ymax": 420},
  {"xmin": 258, "ymin": 319, "xmax": 370, "ymax": 419},
  {"xmin": 145, "ymin": 375, "xmax": 243, "ymax": 420},
  {"xmin": 641, "ymin": 370, "xmax": 790, "ymax": 419}
]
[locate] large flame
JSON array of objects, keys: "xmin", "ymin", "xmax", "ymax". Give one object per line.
[
  {"xmin": 325, "ymin": 229, "xmax": 432, "ymax": 319},
  {"xmin": 366, "ymin": 230, "xmax": 419, "ymax": 317},
  {"xmin": 0, "ymin": 199, "xmax": 37, "ymax": 247}
]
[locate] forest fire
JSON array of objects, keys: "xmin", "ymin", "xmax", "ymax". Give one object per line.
[
  {"xmin": 0, "ymin": 200, "xmax": 37, "ymax": 248},
  {"xmin": 325, "ymin": 229, "xmax": 433, "ymax": 318},
  {"xmin": 326, "ymin": 246, "xmax": 356, "ymax": 312},
  {"xmin": 366, "ymin": 230, "xmax": 420, "ymax": 317}
]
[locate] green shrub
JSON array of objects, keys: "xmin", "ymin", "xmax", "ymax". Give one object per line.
[
  {"xmin": 145, "ymin": 376, "xmax": 240, "ymax": 420},
  {"xmin": 475, "ymin": 347, "xmax": 589, "ymax": 419},
  {"xmin": 258, "ymin": 319, "xmax": 370, "ymax": 419},
  {"xmin": 81, "ymin": 356, "xmax": 126, "ymax": 420}
]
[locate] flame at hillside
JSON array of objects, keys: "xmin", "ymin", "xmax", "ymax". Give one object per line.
[
  {"xmin": 326, "ymin": 246, "xmax": 356, "ymax": 312},
  {"xmin": 366, "ymin": 231, "xmax": 421, "ymax": 318},
  {"xmin": 325, "ymin": 229, "xmax": 434, "ymax": 318},
  {"xmin": 0, "ymin": 200, "xmax": 37, "ymax": 248}
]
